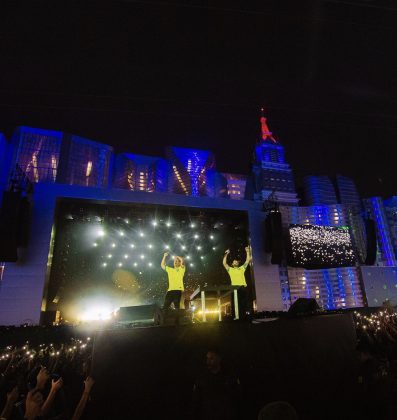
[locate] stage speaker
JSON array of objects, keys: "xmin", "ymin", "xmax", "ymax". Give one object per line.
[
  {"xmin": 364, "ymin": 219, "xmax": 377, "ymax": 266},
  {"xmin": 288, "ymin": 298, "xmax": 320, "ymax": 317},
  {"xmin": 269, "ymin": 211, "xmax": 283, "ymax": 265},
  {"xmin": 118, "ymin": 304, "xmax": 162, "ymax": 326},
  {"xmin": 0, "ymin": 191, "xmax": 21, "ymax": 261}
]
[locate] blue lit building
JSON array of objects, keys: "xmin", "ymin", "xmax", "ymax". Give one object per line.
[{"xmin": 303, "ymin": 176, "xmax": 338, "ymax": 206}]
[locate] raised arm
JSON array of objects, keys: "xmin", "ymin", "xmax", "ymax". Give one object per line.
[
  {"xmin": 71, "ymin": 377, "xmax": 95, "ymax": 420},
  {"xmin": 161, "ymin": 252, "xmax": 169, "ymax": 270},
  {"xmin": 244, "ymin": 246, "xmax": 252, "ymax": 266},
  {"xmin": 223, "ymin": 250, "xmax": 230, "ymax": 270}
]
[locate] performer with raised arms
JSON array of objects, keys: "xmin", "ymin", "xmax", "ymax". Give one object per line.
[
  {"xmin": 161, "ymin": 252, "xmax": 185, "ymax": 310},
  {"xmin": 223, "ymin": 246, "xmax": 252, "ymax": 319}
]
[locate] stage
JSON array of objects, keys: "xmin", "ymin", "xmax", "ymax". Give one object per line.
[{"xmin": 87, "ymin": 313, "xmax": 358, "ymax": 420}]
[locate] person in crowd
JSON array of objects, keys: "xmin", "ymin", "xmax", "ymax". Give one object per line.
[
  {"xmin": 223, "ymin": 247, "xmax": 251, "ymax": 319},
  {"xmin": 257, "ymin": 401, "xmax": 298, "ymax": 420},
  {"xmin": 193, "ymin": 349, "xmax": 241, "ymax": 420},
  {"xmin": 161, "ymin": 252, "xmax": 186, "ymax": 310},
  {"xmin": 71, "ymin": 376, "xmax": 95, "ymax": 420}
]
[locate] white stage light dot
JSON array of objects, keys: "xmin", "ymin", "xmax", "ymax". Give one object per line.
[
  {"xmin": 111, "ymin": 243, "xmax": 116, "ymax": 248},
  {"xmin": 176, "ymin": 233, "xmax": 182, "ymax": 238},
  {"xmin": 119, "ymin": 231, "xmax": 124, "ymax": 236},
  {"xmin": 148, "ymin": 244, "xmax": 153, "ymax": 249},
  {"xmin": 166, "ymin": 222, "xmax": 171, "ymax": 227},
  {"xmin": 139, "ymin": 232, "xmax": 144, "ymax": 237},
  {"xmin": 140, "ymin": 254, "xmax": 145, "ymax": 259},
  {"xmin": 108, "ymin": 254, "xmax": 112, "ymax": 258},
  {"xmin": 194, "ymin": 234, "xmax": 199, "ymax": 239},
  {"xmin": 200, "ymin": 256, "xmax": 204, "ymax": 259},
  {"xmin": 210, "ymin": 235, "xmax": 214, "ymax": 240},
  {"xmin": 152, "ymin": 221, "xmax": 158, "ymax": 226},
  {"xmin": 130, "ymin": 244, "xmax": 135, "ymax": 248},
  {"xmin": 181, "ymin": 245, "xmax": 186, "ymax": 250},
  {"xmin": 165, "ymin": 245, "xmax": 169, "ymax": 249},
  {"xmin": 186, "ymin": 255, "xmax": 190, "ymax": 260},
  {"xmin": 133, "ymin": 262, "xmax": 138, "ymax": 267},
  {"xmin": 97, "ymin": 229, "xmax": 105, "ymax": 237},
  {"xmin": 212, "ymin": 247, "xmax": 216, "ymax": 250},
  {"xmin": 125, "ymin": 219, "xmax": 129, "ymax": 224},
  {"xmin": 148, "ymin": 262, "xmax": 152, "ymax": 267},
  {"xmin": 190, "ymin": 263, "xmax": 194, "ymax": 267},
  {"xmin": 197, "ymin": 246, "xmax": 202, "ymax": 250},
  {"xmin": 93, "ymin": 243, "xmax": 98, "ymax": 247},
  {"xmin": 190, "ymin": 223, "xmax": 196, "ymax": 228},
  {"xmin": 118, "ymin": 262, "xmax": 123, "ymax": 267},
  {"xmin": 124, "ymin": 254, "xmax": 129, "ymax": 259},
  {"xmin": 102, "ymin": 262, "xmax": 107, "ymax": 267}
]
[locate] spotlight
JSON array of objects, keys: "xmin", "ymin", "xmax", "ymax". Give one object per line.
[
  {"xmin": 124, "ymin": 254, "xmax": 129, "ymax": 259},
  {"xmin": 97, "ymin": 229, "xmax": 105, "ymax": 237},
  {"xmin": 197, "ymin": 246, "xmax": 202, "ymax": 250},
  {"xmin": 139, "ymin": 272, "xmax": 142, "ymax": 275},
  {"xmin": 194, "ymin": 234, "xmax": 199, "ymax": 239},
  {"xmin": 133, "ymin": 262, "xmax": 138, "ymax": 267},
  {"xmin": 165, "ymin": 245, "xmax": 169, "ymax": 249},
  {"xmin": 125, "ymin": 219, "xmax": 129, "ymax": 224},
  {"xmin": 176, "ymin": 233, "xmax": 182, "ymax": 238},
  {"xmin": 190, "ymin": 223, "xmax": 196, "ymax": 228},
  {"xmin": 119, "ymin": 231, "xmax": 125, "ymax": 236},
  {"xmin": 190, "ymin": 263, "xmax": 194, "ymax": 267},
  {"xmin": 148, "ymin": 244, "xmax": 153, "ymax": 249},
  {"xmin": 212, "ymin": 247, "xmax": 216, "ymax": 250},
  {"xmin": 148, "ymin": 262, "xmax": 153, "ymax": 267},
  {"xmin": 152, "ymin": 221, "xmax": 158, "ymax": 227},
  {"xmin": 186, "ymin": 255, "xmax": 190, "ymax": 260},
  {"xmin": 200, "ymin": 256, "xmax": 204, "ymax": 259},
  {"xmin": 139, "ymin": 232, "xmax": 145, "ymax": 237},
  {"xmin": 107, "ymin": 254, "xmax": 112, "ymax": 258},
  {"xmin": 140, "ymin": 254, "xmax": 145, "ymax": 259},
  {"xmin": 111, "ymin": 243, "xmax": 116, "ymax": 248},
  {"xmin": 93, "ymin": 243, "xmax": 98, "ymax": 247},
  {"xmin": 130, "ymin": 244, "xmax": 135, "ymax": 248},
  {"xmin": 181, "ymin": 245, "xmax": 186, "ymax": 250},
  {"xmin": 166, "ymin": 222, "xmax": 171, "ymax": 227},
  {"xmin": 102, "ymin": 262, "xmax": 107, "ymax": 267},
  {"xmin": 210, "ymin": 235, "xmax": 214, "ymax": 240},
  {"xmin": 118, "ymin": 262, "xmax": 123, "ymax": 267}
]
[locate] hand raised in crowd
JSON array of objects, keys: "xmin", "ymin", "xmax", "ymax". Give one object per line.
[
  {"xmin": 245, "ymin": 246, "xmax": 250, "ymax": 253},
  {"xmin": 51, "ymin": 377, "xmax": 63, "ymax": 392},
  {"xmin": 36, "ymin": 366, "xmax": 49, "ymax": 390},
  {"xmin": 6, "ymin": 386, "xmax": 19, "ymax": 405},
  {"xmin": 24, "ymin": 390, "xmax": 44, "ymax": 420},
  {"xmin": 163, "ymin": 252, "xmax": 169, "ymax": 257},
  {"xmin": 84, "ymin": 376, "xmax": 95, "ymax": 394},
  {"xmin": 225, "ymin": 249, "xmax": 230, "ymax": 255}
]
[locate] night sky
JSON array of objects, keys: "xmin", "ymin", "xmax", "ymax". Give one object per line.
[{"xmin": 1, "ymin": 0, "xmax": 396, "ymax": 197}]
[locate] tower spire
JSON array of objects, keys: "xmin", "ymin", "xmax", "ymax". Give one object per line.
[{"xmin": 260, "ymin": 108, "xmax": 276, "ymax": 143}]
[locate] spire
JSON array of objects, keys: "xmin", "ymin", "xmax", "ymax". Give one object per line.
[{"xmin": 260, "ymin": 108, "xmax": 277, "ymax": 143}]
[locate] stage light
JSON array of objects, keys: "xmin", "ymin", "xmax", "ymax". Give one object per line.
[
  {"xmin": 102, "ymin": 262, "xmax": 107, "ymax": 267},
  {"xmin": 212, "ymin": 247, "xmax": 216, "ymax": 250},
  {"xmin": 181, "ymin": 245, "xmax": 186, "ymax": 250},
  {"xmin": 194, "ymin": 234, "xmax": 199, "ymax": 239},
  {"xmin": 139, "ymin": 232, "xmax": 145, "ymax": 237},
  {"xmin": 210, "ymin": 235, "xmax": 214, "ymax": 240},
  {"xmin": 125, "ymin": 219, "xmax": 129, "ymax": 224},
  {"xmin": 152, "ymin": 220, "xmax": 158, "ymax": 227},
  {"xmin": 176, "ymin": 233, "xmax": 182, "ymax": 238},
  {"xmin": 133, "ymin": 262, "xmax": 138, "ymax": 267},
  {"xmin": 79, "ymin": 302, "xmax": 117, "ymax": 322},
  {"xmin": 119, "ymin": 231, "xmax": 125, "ymax": 236},
  {"xmin": 118, "ymin": 262, "xmax": 123, "ymax": 267},
  {"xmin": 165, "ymin": 245, "xmax": 169, "ymax": 249},
  {"xmin": 93, "ymin": 243, "xmax": 98, "ymax": 247},
  {"xmin": 190, "ymin": 263, "xmax": 194, "ymax": 267},
  {"xmin": 107, "ymin": 254, "xmax": 112, "ymax": 258},
  {"xmin": 111, "ymin": 243, "xmax": 116, "ymax": 248},
  {"xmin": 124, "ymin": 254, "xmax": 129, "ymax": 259},
  {"xmin": 200, "ymin": 256, "xmax": 204, "ymax": 259},
  {"xmin": 190, "ymin": 223, "xmax": 196, "ymax": 228},
  {"xmin": 140, "ymin": 254, "xmax": 145, "ymax": 259},
  {"xmin": 166, "ymin": 222, "xmax": 171, "ymax": 227},
  {"xmin": 130, "ymin": 244, "xmax": 135, "ymax": 248},
  {"xmin": 186, "ymin": 255, "xmax": 190, "ymax": 259},
  {"xmin": 97, "ymin": 229, "xmax": 105, "ymax": 237},
  {"xmin": 197, "ymin": 246, "xmax": 202, "ymax": 250},
  {"xmin": 148, "ymin": 244, "xmax": 153, "ymax": 249},
  {"xmin": 148, "ymin": 262, "xmax": 153, "ymax": 267},
  {"xmin": 139, "ymin": 272, "xmax": 142, "ymax": 275}
]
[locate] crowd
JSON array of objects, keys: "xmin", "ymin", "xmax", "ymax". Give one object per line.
[
  {"xmin": 0, "ymin": 337, "xmax": 94, "ymax": 420},
  {"xmin": 354, "ymin": 309, "xmax": 397, "ymax": 419},
  {"xmin": 3, "ymin": 309, "xmax": 397, "ymax": 419}
]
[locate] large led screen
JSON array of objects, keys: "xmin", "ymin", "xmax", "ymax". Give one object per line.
[
  {"xmin": 44, "ymin": 199, "xmax": 252, "ymax": 323},
  {"xmin": 287, "ymin": 224, "xmax": 356, "ymax": 269}
]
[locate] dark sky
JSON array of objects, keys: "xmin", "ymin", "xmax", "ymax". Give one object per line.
[{"xmin": 1, "ymin": 0, "xmax": 397, "ymax": 197}]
